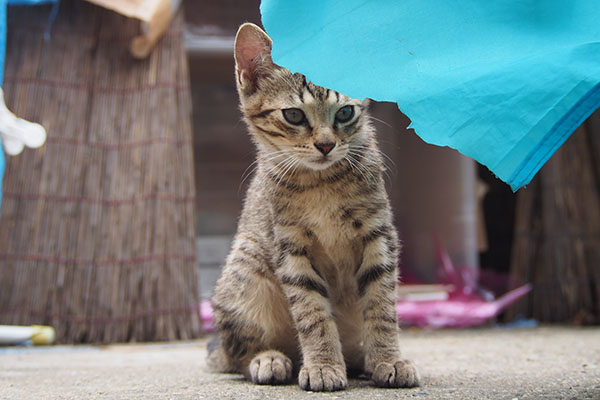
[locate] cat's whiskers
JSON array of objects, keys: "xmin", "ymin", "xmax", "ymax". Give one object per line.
[
  {"xmin": 238, "ymin": 150, "xmax": 291, "ymax": 195},
  {"xmin": 269, "ymin": 161, "xmax": 297, "ymax": 191},
  {"xmin": 241, "ymin": 150, "xmax": 289, "ymax": 178},
  {"xmin": 351, "ymin": 143, "xmax": 397, "ymax": 173},
  {"xmin": 355, "ymin": 150, "xmax": 389, "ymax": 186},
  {"xmin": 345, "ymin": 152, "xmax": 377, "ymax": 184},
  {"xmin": 277, "ymin": 157, "xmax": 302, "ymax": 187},
  {"xmin": 368, "ymin": 116, "xmax": 393, "ymax": 129},
  {"xmin": 349, "ymin": 143, "xmax": 396, "ymax": 186},
  {"xmin": 257, "ymin": 153, "xmax": 298, "ymax": 190},
  {"xmin": 252, "ymin": 155, "xmax": 282, "ymax": 188},
  {"xmin": 346, "ymin": 147, "xmax": 380, "ymax": 178},
  {"xmin": 344, "ymin": 154, "xmax": 369, "ymax": 183}
]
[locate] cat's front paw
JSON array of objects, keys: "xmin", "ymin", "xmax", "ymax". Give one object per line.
[
  {"xmin": 371, "ymin": 359, "xmax": 420, "ymax": 388},
  {"xmin": 248, "ymin": 350, "xmax": 293, "ymax": 385},
  {"xmin": 298, "ymin": 364, "xmax": 347, "ymax": 392}
]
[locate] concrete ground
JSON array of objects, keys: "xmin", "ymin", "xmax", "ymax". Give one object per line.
[{"xmin": 1, "ymin": 327, "xmax": 599, "ymax": 399}]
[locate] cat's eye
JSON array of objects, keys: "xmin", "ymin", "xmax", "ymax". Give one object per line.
[
  {"xmin": 282, "ymin": 108, "xmax": 306, "ymax": 125},
  {"xmin": 335, "ymin": 106, "xmax": 354, "ymax": 122},
  {"xmin": 335, "ymin": 106, "xmax": 355, "ymax": 123}
]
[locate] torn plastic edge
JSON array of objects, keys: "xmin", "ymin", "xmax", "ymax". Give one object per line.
[{"xmin": 508, "ymin": 82, "xmax": 600, "ymax": 191}]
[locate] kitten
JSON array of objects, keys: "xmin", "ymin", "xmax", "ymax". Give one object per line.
[{"xmin": 207, "ymin": 23, "xmax": 420, "ymax": 392}]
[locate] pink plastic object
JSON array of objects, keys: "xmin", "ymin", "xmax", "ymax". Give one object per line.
[
  {"xmin": 395, "ymin": 236, "xmax": 531, "ymax": 328},
  {"xmin": 395, "ymin": 284, "xmax": 531, "ymax": 328},
  {"xmin": 201, "ymin": 300, "xmax": 215, "ymax": 332}
]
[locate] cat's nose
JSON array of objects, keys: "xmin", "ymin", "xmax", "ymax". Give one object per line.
[{"xmin": 314, "ymin": 142, "xmax": 336, "ymax": 155}]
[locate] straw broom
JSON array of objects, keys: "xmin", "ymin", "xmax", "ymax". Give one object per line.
[{"xmin": 0, "ymin": 0, "xmax": 200, "ymax": 343}]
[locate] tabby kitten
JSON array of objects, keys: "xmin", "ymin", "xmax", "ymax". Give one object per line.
[{"xmin": 208, "ymin": 23, "xmax": 420, "ymax": 392}]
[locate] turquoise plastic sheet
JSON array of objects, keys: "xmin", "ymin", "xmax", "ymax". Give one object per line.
[
  {"xmin": 0, "ymin": 0, "xmax": 57, "ymax": 208},
  {"xmin": 261, "ymin": 0, "xmax": 600, "ymax": 190}
]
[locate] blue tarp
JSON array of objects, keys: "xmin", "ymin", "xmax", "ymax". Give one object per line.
[
  {"xmin": 261, "ymin": 0, "xmax": 600, "ymax": 190},
  {"xmin": 0, "ymin": 0, "xmax": 56, "ymax": 208}
]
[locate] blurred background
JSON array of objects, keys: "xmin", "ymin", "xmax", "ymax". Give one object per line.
[
  {"xmin": 0, "ymin": 0, "xmax": 598, "ymax": 344},
  {"xmin": 186, "ymin": 0, "xmax": 599, "ymax": 326}
]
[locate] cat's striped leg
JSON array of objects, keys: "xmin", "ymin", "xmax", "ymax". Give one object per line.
[
  {"xmin": 275, "ymin": 231, "xmax": 348, "ymax": 392},
  {"xmin": 357, "ymin": 225, "xmax": 420, "ymax": 388},
  {"xmin": 212, "ymin": 274, "xmax": 296, "ymax": 385},
  {"xmin": 211, "ymin": 247, "xmax": 297, "ymax": 384}
]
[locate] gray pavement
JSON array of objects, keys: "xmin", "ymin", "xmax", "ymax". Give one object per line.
[{"xmin": 1, "ymin": 327, "xmax": 599, "ymax": 399}]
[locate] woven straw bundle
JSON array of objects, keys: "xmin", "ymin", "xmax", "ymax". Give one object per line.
[
  {"xmin": 508, "ymin": 112, "xmax": 600, "ymax": 324},
  {"xmin": 0, "ymin": 1, "xmax": 200, "ymax": 343}
]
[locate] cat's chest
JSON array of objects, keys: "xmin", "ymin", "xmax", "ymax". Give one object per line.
[
  {"xmin": 293, "ymin": 190, "xmax": 362, "ymax": 265},
  {"xmin": 299, "ymin": 190, "xmax": 351, "ymax": 231}
]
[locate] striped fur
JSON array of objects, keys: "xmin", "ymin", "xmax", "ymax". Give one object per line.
[{"xmin": 208, "ymin": 23, "xmax": 420, "ymax": 391}]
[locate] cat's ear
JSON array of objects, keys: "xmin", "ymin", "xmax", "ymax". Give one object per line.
[{"xmin": 234, "ymin": 23, "xmax": 274, "ymax": 93}]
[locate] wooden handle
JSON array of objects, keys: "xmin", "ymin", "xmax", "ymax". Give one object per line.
[{"xmin": 130, "ymin": 0, "xmax": 173, "ymax": 59}]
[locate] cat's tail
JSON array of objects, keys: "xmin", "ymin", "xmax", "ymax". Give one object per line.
[{"xmin": 206, "ymin": 335, "xmax": 236, "ymax": 373}]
